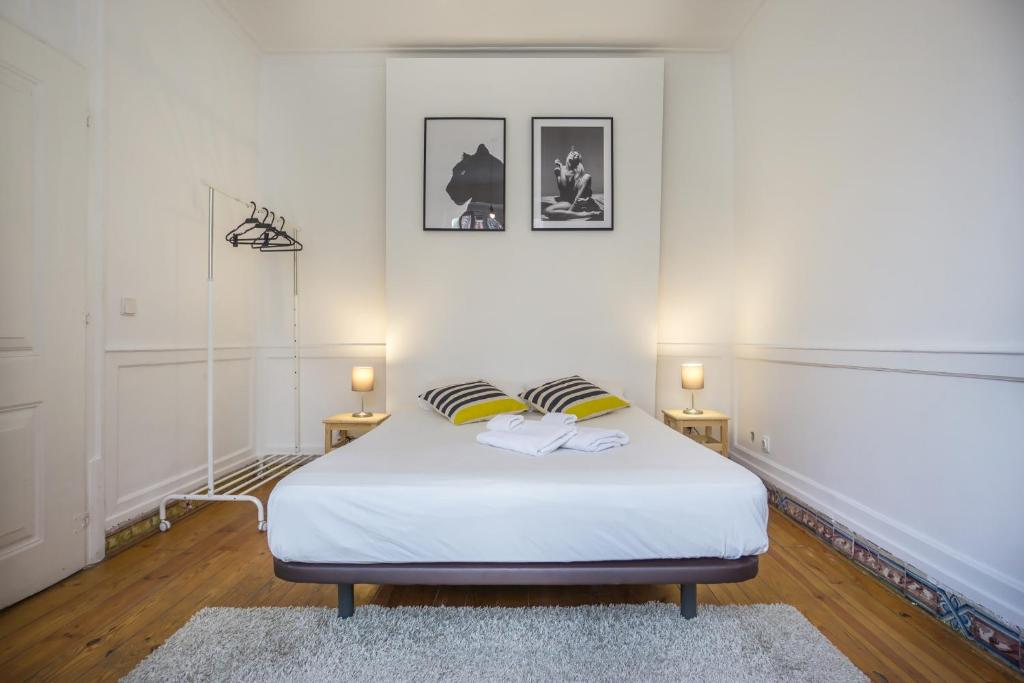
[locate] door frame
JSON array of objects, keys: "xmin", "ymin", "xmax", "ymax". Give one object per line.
[{"xmin": 82, "ymin": 1, "xmax": 106, "ymax": 565}]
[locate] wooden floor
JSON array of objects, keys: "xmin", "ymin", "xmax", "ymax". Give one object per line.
[{"xmin": 1, "ymin": 481, "xmax": 1019, "ymax": 682}]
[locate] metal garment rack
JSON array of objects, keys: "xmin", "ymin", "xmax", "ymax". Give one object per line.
[{"xmin": 158, "ymin": 183, "xmax": 313, "ymax": 533}]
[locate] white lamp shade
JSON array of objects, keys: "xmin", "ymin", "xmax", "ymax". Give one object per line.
[
  {"xmin": 351, "ymin": 366, "xmax": 375, "ymax": 392},
  {"xmin": 681, "ymin": 363, "xmax": 705, "ymax": 391}
]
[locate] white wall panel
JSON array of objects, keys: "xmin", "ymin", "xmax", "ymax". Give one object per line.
[
  {"xmin": 657, "ymin": 55, "xmax": 735, "ymax": 348},
  {"xmin": 103, "ymin": 349, "xmax": 255, "ymax": 528},
  {"xmin": 258, "ymin": 344, "xmax": 386, "ymax": 453},
  {"xmin": 386, "ymin": 57, "xmax": 664, "ymax": 414},
  {"xmin": 103, "ymin": 0, "xmax": 261, "ymax": 351},
  {"xmin": 732, "ymin": 0, "xmax": 1024, "ymax": 625}
]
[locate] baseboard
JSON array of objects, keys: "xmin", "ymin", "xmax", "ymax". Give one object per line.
[
  {"xmin": 736, "ymin": 449, "xmax": 1023, "ymax": 673},
  {"xmin": 731, "ymin": 443, "xmax": 1024, "ymax": 630},
  {"xmin": 105, "ymin": 447, "xmax": 255, "ymax": 529},
  {"xmin": 104, "ymin": 498, "xmax": 205, "ymax": 558}
]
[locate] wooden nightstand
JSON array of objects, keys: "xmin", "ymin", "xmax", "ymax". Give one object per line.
[
  {"xmin": 323, "ymin": 412, "xmax": 390, "ymax": 454},
  {"xmin": 662, "ymin": 409, "xmax": 729, "ymax": 458}
]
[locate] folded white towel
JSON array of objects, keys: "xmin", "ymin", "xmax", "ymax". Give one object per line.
[
  {"xmin": 476, "ymin": 422, "xmax": 577, "ymax": 457},
  {"xmin": 486, "ymin": 414, "xmax": 525, "ymax": 432},
  {"xmin": 540, "ymin": 412, "xmax": 578, "ymax": 426},
  {"xmin": 563, "ymin": 426, "xmax": 629, "ymax": 452}
]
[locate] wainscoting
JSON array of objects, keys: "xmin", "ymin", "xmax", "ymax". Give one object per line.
[
  {"xmin": 102, "ymin": 347, "xmax": 257, "ymax": 531},
  {"xmin": 97, "ymin": 339, "xmax": 1023, "ymax": 664},
  {"xmin": 729, "ymin": 344, "xmax": 1024, "ymax": 646},
  {"xmin": 257, "ymin": 343, "xmax": 386, "ymax": 454},
  {"xmin": 101, "ymin": 342, "xmax": 387, "ymax": 535}
]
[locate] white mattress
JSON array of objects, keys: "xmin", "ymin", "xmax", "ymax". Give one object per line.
[{"xmin": 268, "ymin": 407, "xmax": 769, "ymax": 564}]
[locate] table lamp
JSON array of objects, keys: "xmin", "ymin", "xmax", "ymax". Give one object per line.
[
  {"xmin": 681, "ymin": 363, "xmax": 704, "ymax": 415},
  {"xmin": 351, "ymin": 366, "xmax": 375, "ymax": 417}
]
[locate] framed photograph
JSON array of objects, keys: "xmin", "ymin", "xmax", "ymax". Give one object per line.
[
  {"xmin": 532, "ymin": 117, "xmax": 613, "ymax": 230},
  {"xmin": 423, "ymin": 117, "xmax": 506, "ymax": 231}
]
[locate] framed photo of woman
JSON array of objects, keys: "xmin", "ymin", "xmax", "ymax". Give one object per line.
[{"xmin": 531, "ymin": 117, "xmax": 613, "ymax": 230}]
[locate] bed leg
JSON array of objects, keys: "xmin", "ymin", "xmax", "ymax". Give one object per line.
[
  {"xmin": 680, "ymin": 583, "xmax": 697, "ymax": 619},
  {"xmin": 337, "ymin": 583, "xmax": 354, "ymax": 619}
]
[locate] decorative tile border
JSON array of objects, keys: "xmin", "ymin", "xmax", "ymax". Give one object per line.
[{"xmin": 765, "ymin": 484, "xmax": 1023, "ymax": 674}]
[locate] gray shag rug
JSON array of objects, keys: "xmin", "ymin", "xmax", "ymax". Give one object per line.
[{"xmin": 124, "ymin": 603, "xmax": 867, "ymax": 682}]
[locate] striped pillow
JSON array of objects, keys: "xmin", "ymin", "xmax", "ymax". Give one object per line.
[
  {"xmin": 419, "ymin": 380, "xmax": 528, "ymax": 425},
  {"xmin": 519, "ymin": 376, "xmax": 630, "ymax": 421}
]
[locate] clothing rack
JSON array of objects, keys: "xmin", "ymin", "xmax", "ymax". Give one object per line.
[{"xmin": 158, "ymin": 183, "xmax": 312, "ymax": 533}]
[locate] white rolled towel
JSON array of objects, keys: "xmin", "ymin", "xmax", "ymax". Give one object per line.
[
  {"xmin": 486, "ymin": 413, "xmax": 525, "ymax": 432},
  {"xmin": 540, "ymin": 412, "xmax": 578, "ymax": 426},
  {"xmin": 563, "ymin": 426, "xmax": 629, "ymax": 452},
  {"xmin": 476, "ymin": 422, "xmax": 577, "ymax": 457}
]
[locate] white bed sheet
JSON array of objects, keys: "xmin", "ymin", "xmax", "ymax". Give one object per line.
[{"xmin": 268, "ymin": 407, "xmax": 769, "ymax": 564}]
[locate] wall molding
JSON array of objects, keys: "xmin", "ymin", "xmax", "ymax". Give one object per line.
[
  {"xmin": 656, "ymin": 341, "xmax": 730, "ymax": 358},
  {"xmin": 105, "ymin": 343, "xmax": 260, "ymax": 353},
  {"xmin": 734, "ymin": 344, "xmax": 1024, "ymax": 382},
  {"xmin": 731, "ymin": 441, "xmax": 1024, "ymax": 630},
  {"xmin": 260, "ymin": 341, "xmax": 386, "ymax": 361},
  {"xmin": 734, "ymin": 343, "xmax": 1024, "ymax": 355}
]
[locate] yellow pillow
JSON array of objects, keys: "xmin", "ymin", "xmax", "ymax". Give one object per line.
[
  {"xmin": 519, "ymin": 376, "xmax": 630, "ymax": 421},
  {"xmin": 419, "ymin": 380, "xmax": 528, "ymax": 425}
]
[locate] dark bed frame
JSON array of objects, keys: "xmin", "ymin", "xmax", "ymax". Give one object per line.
[{"xmin": 274, "ymin": 555, "xmax": 759, "ymax": 620}]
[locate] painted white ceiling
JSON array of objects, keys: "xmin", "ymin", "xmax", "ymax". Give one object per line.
[{"xmin": 215, "ymin": 0, "xmax": 765, "ymax": 52}]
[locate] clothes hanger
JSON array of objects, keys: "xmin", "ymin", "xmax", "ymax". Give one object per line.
[
  {"xmin": 230, "ymin": 206, "xmax": 272, "ymax": 247},
  {"xmin": 255, "ymin": 215, "xmax": 304, "ymax": 252},
  {"xmin": 224, "ymin": 201, "xmax": 259, "ymax": 246},
  {"xmin": 247, "ymin": 211, "xmax": 281, "ymax": 250}
]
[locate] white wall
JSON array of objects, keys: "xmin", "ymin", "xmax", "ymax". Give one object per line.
[
  {"xmin": 258, "ymin": 52, "xmax": 735, "ymax": 444},
  {"xmin": 386, "ymin": 57, "xmax": 664, "ymax": 412},
  {"xmin": 732, "ymin": 0, "xmax": 1024, "ymax": 626},
  {"xmin": 656, "ymin": 54, "xmax": 736, "ymax": 418},
  {"xmin": 256, "ymin": 54, "xmax": 387, "ymax": 452},
  {"xmin": 100, "ymin": 0, "xmax": 264, "ymax": 528}
]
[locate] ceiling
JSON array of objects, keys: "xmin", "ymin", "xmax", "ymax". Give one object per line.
[{"xmin": 215, "ymin": 0, "xmax": 765, "ymax": 52}]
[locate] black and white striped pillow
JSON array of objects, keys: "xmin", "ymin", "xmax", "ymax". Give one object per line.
[
  {"xmin": 519, "ymin": 375, "xmax": 630, "ymax": 421},
  {"xmin": 419, "ymin": 380, "xmax": 528, "ymax": 425}
]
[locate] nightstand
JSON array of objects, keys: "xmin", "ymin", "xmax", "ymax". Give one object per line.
[
  {"xmin": 662, "ymin": 409, "xmax": 729, "ymax": 458},
  {"xmin": 323, "ymin": 412, "xmax": 390, "ymax": 454}
]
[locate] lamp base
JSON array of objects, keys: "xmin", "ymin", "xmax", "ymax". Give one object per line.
[
  {"xmin": 682, "ymin": 408, "xmax": 703, "ymax": 415},
  {"xmin": 352, "ymin": 411, "xmax": 373, "ymax": 418}
]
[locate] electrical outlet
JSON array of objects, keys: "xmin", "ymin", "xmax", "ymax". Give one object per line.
[{"xmin": 760, "ymin": 435, "xmax": 771, "ymax": 454}]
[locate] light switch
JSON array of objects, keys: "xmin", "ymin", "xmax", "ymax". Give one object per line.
[{"xmin": 120, "ymin": 297, "xmax": 137, "ymax": 316}]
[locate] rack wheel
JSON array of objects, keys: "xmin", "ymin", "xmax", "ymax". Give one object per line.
[
  {"xmin": 158, "ymin": 520, "xmax": 171, "ymax": 532},
  {"xmin": 257, "ymin": 520, "xmax": 267, "ymax": 532}
]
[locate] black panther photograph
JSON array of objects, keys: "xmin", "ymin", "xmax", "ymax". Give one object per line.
[{"xmin": 424, "ymin": 118, "xmax": 506, "ymax": 230}]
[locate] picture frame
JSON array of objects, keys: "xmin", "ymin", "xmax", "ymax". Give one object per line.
[
  {"xmin": 423, "ymin": 117, "xmax": 506, "ymax": 231},
  {"xmin": 531, "ymin": 117, "xmax": 613, "ymax": 231}
]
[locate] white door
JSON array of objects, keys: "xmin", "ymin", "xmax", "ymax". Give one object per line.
[{"xmin": 0, "ymin": 18, "xmax": 89, "ymax": 608}]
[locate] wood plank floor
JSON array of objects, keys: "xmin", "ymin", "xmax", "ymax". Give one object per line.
[{"xmin": 1, "ymin": 481, "xmax": 1019, "ymax": 682}]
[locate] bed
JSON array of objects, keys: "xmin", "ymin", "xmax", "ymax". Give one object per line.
[{"xmin": 269, "ymin": 406, "xmax": 769, "ymax": 618}]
